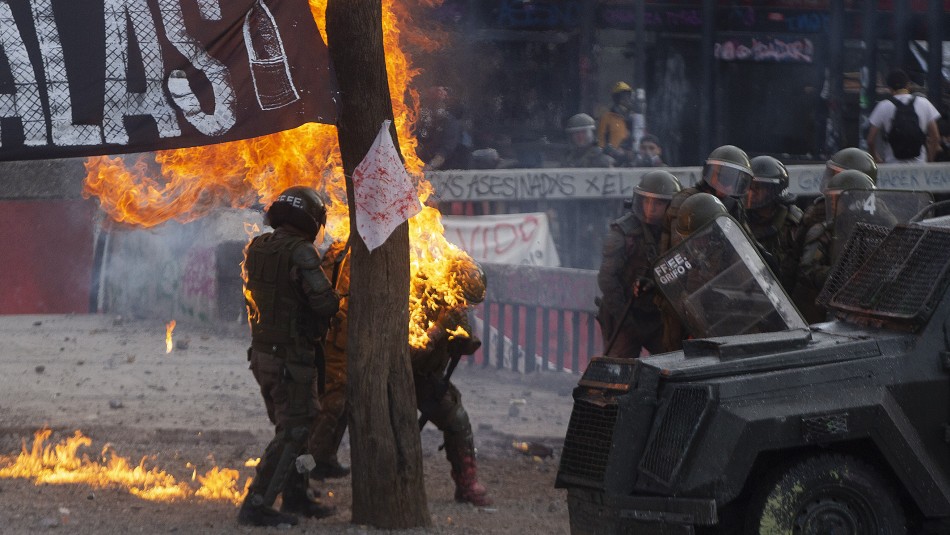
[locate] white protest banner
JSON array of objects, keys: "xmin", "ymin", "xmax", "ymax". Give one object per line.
[
  {"xmin": 442, "ymin": 212, "xmax": 561, "ymax": 267},
  {"xmin": 352, "ymin": 120, "xmax": 422, "ymax": 251}
]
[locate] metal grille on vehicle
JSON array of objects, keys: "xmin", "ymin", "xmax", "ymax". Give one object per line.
[
  {"xmin": 638, "ymin": 385, "xmax": 712, "ymax": 487},
  {"xmin": 579, "ymin": 358, "xmax": 636, "ymax": 390},
  {"xmin": 817, "ymin": 223, "xmax": 889, "ymax": 307},
  {"xmin": 558, "ymin": 398, "xmax": 618, "ymax": 486},
  {"xmin": 830, "ymin": 225, "xmax": 950, "ymax": 324}
]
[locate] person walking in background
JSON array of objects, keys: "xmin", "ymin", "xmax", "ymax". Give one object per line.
[{"xmin": 866, "ymin": 69, "xmax": 940, "ymax": 163}]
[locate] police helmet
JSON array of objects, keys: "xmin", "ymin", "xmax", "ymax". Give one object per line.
[
  {"xmin": 701, "ymin": 145, "xmax": 753, "ymax": 198},
  {"xmin": 632, "ymin": 170, "xmax": 682, "ymax": 225},
  {"xmin": 673, "ymin": 193, "xmax": 728, "ymax": 245},
  {"xmin": 611, "ymin": 81, "xmax": 633, "ymax": 95},
  {"xmin": 265, "ymin": 186, "xmax": 327, "ymax": 242},
  {"xmin": 565, "ymin": 113, "xmax": 596, "ymax": 133},
  {"xmin": 820, "ymin": 148, "xmax": 878, "ymax": 193},
  {"xmin": 458, "ymin": 260, "xmax": 486, "ymax": 304},
  {"xmin": 823, "ymin": 170, "xmax": 875, "ymax": 224},
  {"xmin": 744, "ymin": 156, "xmax": 791, "ymax": 209}
]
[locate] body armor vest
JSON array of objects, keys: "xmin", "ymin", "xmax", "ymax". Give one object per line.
[{"xmin": 245, "ymin": 232, "xmax": 315, "ymax": 346}]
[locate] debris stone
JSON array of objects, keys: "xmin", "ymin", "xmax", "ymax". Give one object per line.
[
  {"xmin": 109, "ymin": 399, "xmax": 124, "ymax": 409},
  {"xmin": 34, "ymin": 365, "xmax": 45, "ymax": 374},
  {"xmin": 32, "ymin": 321, "xmax": 42, "ymax": 326},
  {"xmin": 175, "ymin": 338, "xmax": 190, "ymax": 350}
]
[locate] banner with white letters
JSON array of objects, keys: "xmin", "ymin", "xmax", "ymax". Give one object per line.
[
  {"xmin": 0, "ymin": 0, "xmax": 338, "ymax": 161},
  {"xmin": 442, "ymin": 212, "xmax": 561, "ymax": 267}
]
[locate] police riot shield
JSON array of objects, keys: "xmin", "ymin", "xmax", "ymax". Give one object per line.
[
  {"xmin": 654, "ymin": 215, "xmax": 807, "ymax": 340},
  {"xmin": 831, "ymin": 189, "xmax": 934, "ymax": 264}
]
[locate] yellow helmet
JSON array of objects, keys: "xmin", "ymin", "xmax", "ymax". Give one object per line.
[{"xmin": 611, "ymin": 81, "xmax": 633, "ymax": 95}]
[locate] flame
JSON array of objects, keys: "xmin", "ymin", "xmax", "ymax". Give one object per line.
[
  {"xmin": 0, "ymin": 429, "xmax": 251, "ymax": 506},
  {"xmin": 165, "ymin": 320, "xmax": 176, "ymax": 353},
  {"xmin": 83, "ymin": 1, "xmax": 477, "ymax": 350}
]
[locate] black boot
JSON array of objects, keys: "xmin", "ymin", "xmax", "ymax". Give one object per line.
[
  {"xmin": 310, "ymin": 457, "xmax": 351, "ymax": 480},
  {"xmin": 280, "ymin": 474, "xmax": 337, "ymax": 519},
  {"xmin": 238, "ymin": 494, "xmax": 298, "ymax": 527}
]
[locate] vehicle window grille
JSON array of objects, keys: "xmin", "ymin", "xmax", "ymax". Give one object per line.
[
  {"xmin": 558, "ymin": 398, "xmax": 618, "ymax": 486},
  {"xmin": 638, "ymin": 385, "xmax": 711, "ymax": 486},
  {"xmin": 830, "ymin": 225, "xmax": 950, "ymax": 323},
  {"xmin": 802, "ymin": 412, "xmax": 849, "ymax": 441},
  {"xmin": 581, "ymin": 359, "xmax": 636, "ymax": 386},
  {"xmin": 817, "ymin": 223, "xmax": 889, "ymax": 307}
]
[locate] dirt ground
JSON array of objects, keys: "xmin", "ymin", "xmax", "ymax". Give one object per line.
[{"xmin": 0, "ymin": 314, "xmax": 579, "ymax": 534}]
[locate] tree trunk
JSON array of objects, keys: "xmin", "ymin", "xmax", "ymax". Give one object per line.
[{"xmin": 325, "ymin": 0, "xmax": 431, "ymax": 528}]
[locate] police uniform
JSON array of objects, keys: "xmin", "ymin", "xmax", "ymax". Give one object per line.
[
  {"xmin": 747, "ymin": 202, "xmax": 803, "ymax": 292},
  {"xmin": 242, "ymin": 225, "xmax": 339, "ymax": 522},
  {"xmin": 597, "ymin": 212, "xmax": 663, "ymax": 357},
  {"xmin": 307, "ymin": 242, "xmax": 350, "ymax": 478}
]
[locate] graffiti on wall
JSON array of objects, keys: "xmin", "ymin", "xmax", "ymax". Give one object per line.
[{"xmin": 714, "ymin": 36, "xmax": 814, "ymax": 63}]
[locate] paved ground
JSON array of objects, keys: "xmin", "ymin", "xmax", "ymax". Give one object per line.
[{"xmin": 0, "ymin": 314, "xmax": 580, "ymax": 534}]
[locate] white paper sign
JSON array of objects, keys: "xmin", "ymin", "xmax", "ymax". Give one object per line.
[
  {"xmin": 442, "ymin": 212, "xmax": 561, "ymax": 267},
  {"xmin": 352, "ymin": 120, "xmax": 422, "ymax": 251}
]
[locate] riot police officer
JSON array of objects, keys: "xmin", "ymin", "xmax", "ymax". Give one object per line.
[
  {"xmin": 561, "ymin": 113, "xmax": 614, "ymax": 168},
  {"xmin": 239, "ymin": 186, "xmax": 340, "ymax": 527},
  {"xmin": 597, "ymin": 170, "xmax": 682, "ymax": 357},
  {"xmin": 660, "ymin": 193, "xmax": 728, "ymax": 351},
  {"xmin": 744, "ymin": 156, "xmax": 802, "ymax": 291},
  {"xmin": 796, "ymin": 170, "xmax": 875, "ymax": 323},
  {"xmin": 801, "ymin": 147, "xmax": 878, "ymax": 232},
  {"xmin": 662, "ymin": 145, "xmax": 754, "ymax": 252}
]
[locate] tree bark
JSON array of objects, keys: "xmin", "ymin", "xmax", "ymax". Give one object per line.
[{"xmin": 325, "ymin": 0, "xmax": 430, "ymax": 528}]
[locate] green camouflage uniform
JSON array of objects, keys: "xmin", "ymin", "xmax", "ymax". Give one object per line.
[
  {"xmin": 243, "ymin": 227, "xmax": 339, "ymax": 508},
  {"xmin": 747, "ymin": 202, "xmax": 804, "ymax": 292},
  {"xmin": 597, "ymin": 212, "xmax": 662, "ymax": 357}
]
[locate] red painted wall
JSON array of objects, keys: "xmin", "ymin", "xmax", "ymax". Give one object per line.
[{"xmin": 0, "ymin": 200, "xmax": 97, "ymax": 314}]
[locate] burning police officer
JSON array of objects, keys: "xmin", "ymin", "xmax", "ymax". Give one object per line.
[
  {"xmin": 239, "ymin": 186, "xmax": 340, "ymax": 527},
  {"xmin": 597, "ymin": 170, "xmax": 681, "ymax": 357},
  {"xmin": 412, "ymin": 260, "xmax": 493, "ymax": 506}
]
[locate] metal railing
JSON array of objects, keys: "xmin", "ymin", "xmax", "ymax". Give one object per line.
[{"xmin": 473, "ymin": 263, "xmax": 602, "ymax": 374}]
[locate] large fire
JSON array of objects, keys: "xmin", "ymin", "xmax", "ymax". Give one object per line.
[
  {"xmin": 82, "ymin": 0, "xmax": 475, "ymax": 349},
  {"xmin": 4, "ymin": 0, "xmax": 474, "ymax": 506},
  {"xmin": 0, "ymin": 429, "xmax": 251, "ymax": 505}
]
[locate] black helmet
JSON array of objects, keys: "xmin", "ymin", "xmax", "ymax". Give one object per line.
[
  {"xmin": 745, "ymin": 156, "xmax": 790, "ymax": 209},
  {"xmin": 265, "ymin": 186, "xmax": 327, "ymax": 241},
  {"xmin": 820, "ymin": 148, "xmax": 877, "ymax": 193},
  {"xmin": 823, "ymin": 170, "xmax": 875, "ymax": 224},
  {"xmin": 702, "ymin": 145, "xmax": 753, "ymax": 198},
  {"xmin": 458, "ymin": 260, "xmax": 486, "ymax": 304},
  {"xmin": 632, "ymin": 170, "xmax": 681, "ymax": 225},
  {"xmin": 672, "ymin": 193, "xmax": 727, "ymax": 246}
]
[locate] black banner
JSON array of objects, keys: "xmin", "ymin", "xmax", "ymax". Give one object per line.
[{"xmin": 0, "ymin": 0, "xmax": 338, "ymax": 161}]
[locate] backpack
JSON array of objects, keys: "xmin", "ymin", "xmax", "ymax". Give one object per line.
[{"xmin": 885, "ymin": 96, "xmax": 926, "ymax": 160}]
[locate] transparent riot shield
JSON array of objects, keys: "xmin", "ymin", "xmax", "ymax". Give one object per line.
[
  {"xmin": 830, "ymin": 189, "xmax": 934, "ymax": 264},
  {"xmin": 654, "ymin": 215, "xmax": 807, "ymax": 340}
]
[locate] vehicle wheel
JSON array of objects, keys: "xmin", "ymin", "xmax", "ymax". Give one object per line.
[{"xmin": 744, "ymin": 453, "xmax": 906, "ymax": 535}]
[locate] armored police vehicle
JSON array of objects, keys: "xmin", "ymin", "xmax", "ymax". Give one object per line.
[{"xmin": 556, "ymin": 198, "xmax": 950, "ymax": 534}]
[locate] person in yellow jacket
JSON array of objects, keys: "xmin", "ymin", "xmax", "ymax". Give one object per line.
[{"xmin": 597, "ymin": 81, "xmax": 634, "ymax": 164}]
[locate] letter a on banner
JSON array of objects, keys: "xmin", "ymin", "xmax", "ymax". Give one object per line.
[{"xmin": 352, "ymin": 120, "xmax": 421, "ymax": 252}]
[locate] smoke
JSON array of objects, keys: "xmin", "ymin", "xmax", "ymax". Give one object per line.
[{"xmin": 97, "ymin": 209, "xmax": 260, "ymax": 322}]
